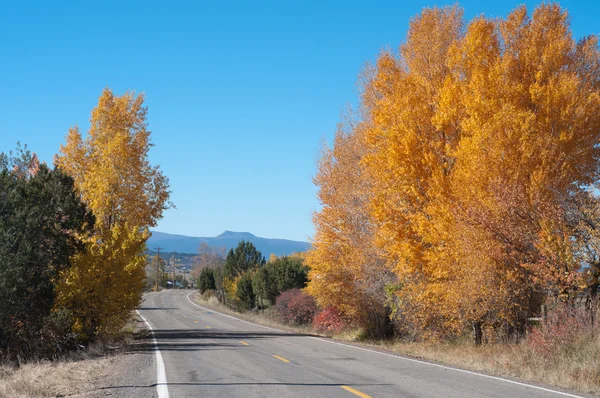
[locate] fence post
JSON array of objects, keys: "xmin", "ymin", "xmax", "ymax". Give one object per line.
[{"xmin": 541, "ymin": 304, "xmax": 547, "ymax": 322}]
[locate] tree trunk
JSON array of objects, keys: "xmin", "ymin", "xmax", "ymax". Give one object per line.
[
  {"xmin": 473, "ymin": 321, "xmax": 483, "ymax": 345},
  {"xmin": 588, "ymin": 282, "xmax": 598, "ymax": 333}
]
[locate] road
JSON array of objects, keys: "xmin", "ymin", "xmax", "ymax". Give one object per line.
[{"xmin": 136, "ymin": 290, "xmax": 584, "ymax": 398}]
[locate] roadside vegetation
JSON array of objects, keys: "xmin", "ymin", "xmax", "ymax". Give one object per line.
[
  {"xmin": 0, "ymin": 316, "xmax": 148, "ymax": 398},
  {"xmin": 0, "ymin": 355, "xmax": 110, "ymax": 398},
  {"xmin": 194, "ymin": 267, "xmax": 600, "ymax": 395},
  {"xmin": 193, "ymin": 3, "xmax": 600, "ymax": 395},
  {"xmin": 0, "ymin": 89, "xmax": 171, "ymax": 365},
  {"xmin": 3, "ymin": 1, "xmax": 600, "ymax": 396}
]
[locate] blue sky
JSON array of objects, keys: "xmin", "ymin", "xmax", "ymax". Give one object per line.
[{"xmin": 1, "ymin": 1, "xmax": 598, "ymax": 242}]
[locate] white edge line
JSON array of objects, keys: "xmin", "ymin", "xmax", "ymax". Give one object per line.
[
  {"xmin": 185, "ymin": 291, "xmax": 584, "ymax": 398},
  {"xmin": 136, "ymin": 309, "xmax": 170, "ymax": 398}
]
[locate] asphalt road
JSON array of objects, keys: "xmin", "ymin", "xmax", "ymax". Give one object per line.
[{"xmin": 136, "ymin": 290, "xmax": 585, "ymax": 398}]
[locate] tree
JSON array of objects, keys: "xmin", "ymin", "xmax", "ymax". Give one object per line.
[
  {"xmin": 236, "ymin": 272, "xmax": 255, "ymax": 310},
  {"xmin": 313, "ymin": 3, "xmax": 600, "ymax": 342},
  {"xmin": 0, "ymin": 149, "xmax": 93, "ymax": 358},
  {"xmin": 306, "ymin": 112, "xmax": 395, "ymax": 338},
  {"xmin": 559, "ymin": 189, "xmax": 600, "ymax": 304},
  {"xmin": 54, "ymin": 88, "xmax": 172, "ymax": 340},
  {"xmin": 441, "ymin": 4, "xmax": 600, "ymax": 341},
  {"xmin": 0, "ymin": 143, "xmax": 40, "ymax": 179},
  {"xmin": 213, "ymin": 266, "xmax": 226, "ymax": 303},
  {"xmin": 359, "ymin": 5, "xmax": 466, "ymax": 340},
  {"xmin": 192, "ymin": 242, "xmax": 225, "ymax": 280},
  {"xmin": 223, "ymin": 240, "xmax": 265, "ymax": 279},
  {"xmin": 252, "ymin": 256, "xmax": 310, "ymax": 308},
  {"xmin": 198, "ymin": 268, "xmax": 216, "ymax": 293},
  {"xmin": 252, "ymin": 266, "xmax": 271, "ymax": 309}
]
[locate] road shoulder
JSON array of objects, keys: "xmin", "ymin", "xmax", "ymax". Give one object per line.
[
  {"xmin": 0, "ymin": 314, "xmax": 156, "ymax": 398},
  {"xmin": 83, "ymin": 314, "xmax": 156, "ymax": 398},
  {"xmin": 187, "ymin": 291, "xmax": 595, "ymax": 398}
]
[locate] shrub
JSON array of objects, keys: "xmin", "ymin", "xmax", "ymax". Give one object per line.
[
  {"xmin": 202, "ymin": 289, "xmax": 216, "ymax": 301},
  {"xmin": 275, "ymin": 289, "xmax": 317, "ymax": 325},
  {"xmin": 38, "ymin": 309, "xmax": 79, "ymax": 358},
  {"xmin": 313, "ymin": 306, "xmax": 349, "ymax": 333},
  {"xmin": 275, "ymin": 289, "xmax": 296, "ymax": 314},
  {"xmin": 527, "ymin": 302, "xmax": 596, "ymax": 359}
]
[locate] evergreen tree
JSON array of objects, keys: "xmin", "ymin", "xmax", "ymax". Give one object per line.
[
  {"xmin": 223, "ymin": 240, "xmax": 265, "ymax": 279},
  {"xmin": 236, "ymin": 272, "xmax": 255, "ymax": 310},
  {"xmin": 252, "ymin": 256, "xmax": 309, "ymax": 304},
  {"xmin": 198, "ymin": 268, "xmax": 216, "ymax": 293},
  {"xmin": 0, "ymin": 151, "xmax": 93, "ymax": 358}
]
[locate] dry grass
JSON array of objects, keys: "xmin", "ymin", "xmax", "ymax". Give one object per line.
[
  {"xmin": 191, "ymin": 292, "xmax": 600, "ymax": 396},
  {"xmin": 0, "ymin": 355, "xmax": 112, "ymax": 398},
  {"xmin": 354, "ymin": 336, "xmax": 600, "ymax": 396},
  {"xmin": 0, "ymin": 314, "xmax": 146, "ymax": 398}
]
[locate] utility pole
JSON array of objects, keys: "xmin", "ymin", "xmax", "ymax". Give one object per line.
[
  {"xmin": 170, "ymin": 255, "xmax": 177, "ymax": 289},
  {"xmin": 154, "ymin": 247, "xmax": 162, "ymax": 292},
  {"xmin": 183, "ymin": 262, "xmax": 187, "ymax": 288}
]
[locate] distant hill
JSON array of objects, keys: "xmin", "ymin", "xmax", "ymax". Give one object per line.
[{"xmin": 147, "ymin": 230, "xmax": 311, "ymax": 257}]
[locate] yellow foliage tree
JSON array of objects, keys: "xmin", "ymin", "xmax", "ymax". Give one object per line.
[
  {"xmin": 361, "ymin": 5, "xmax": 464, "ymax": 339},
  {"xmin": 54, "ymin": 88, "xmax": 172, "ymax": 339},
  {"xmin": 444, "ymin": 4, "xmax": 600, "ymax": 340},
  {"xmin": 312, "ymin": 4, "xmax": 600, "ymax": 342},
  {"xmin": 306, "ymin": 112, "xmax": 395, "ymax": 337}
]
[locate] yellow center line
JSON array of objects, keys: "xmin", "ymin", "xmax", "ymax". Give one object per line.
[
  {"xmin": 341, "ymin": 386, "xmax": 372, "ymax": 398},
  {"xmin": 193, "ymin": 320, "xmax": 198, "ymax": 323},
  {"xmin": 183, "ymin": 316, "xmax": 188, "ymax": 318},
  {"xmin": 205, "ymin": 326, "xmax": 211, "ymax": 329},
  {"xmin": 272, "ymin": 355, "xmax": 290, "ymax": 363},
  {"xmin": 239, "ymin": 341, "xmax": 249, "ymax": 346}
]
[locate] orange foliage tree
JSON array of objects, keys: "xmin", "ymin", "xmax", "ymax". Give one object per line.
[
  {"xmin": 306, "ymin": 112, "xmax": 395, "ymax": 337},
  {"xmin": 310, "ymin": 4, "xmax": 600, "ymax": 342}
]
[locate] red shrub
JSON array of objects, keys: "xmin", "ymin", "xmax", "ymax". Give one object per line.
[
  {"xmin": 527, "ymin": 302, "xmax": 595, "ymax": 358},
  {"xmin": 313, "ymin": 306, "xmax": 349, "ymax": 333},
  {"xmin": 275, "ymin": 289, "xmax": 297, "ymax": 314},
  {"xmin": 275, "ymin": 289, "xmax": 317, "ymax": 325}
]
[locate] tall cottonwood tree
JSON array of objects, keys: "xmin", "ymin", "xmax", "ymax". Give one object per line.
[
  {"xmin": 310, "ymin": 3, "xmax": 600, "ymax": 342},
  {"xmin": 55, "ymin": 88, "xmax": 172, "ymax": 339},
  {"xmin": 362, "ymin": 5, "xmax": 465, "ymax": 339},
  {"xmin": 444, "ymin": 4, "xmax": 600, "ymax": 340},
  {"xmin": 307, "ymin": 114, "xmax": 394, "ymax": 337}
]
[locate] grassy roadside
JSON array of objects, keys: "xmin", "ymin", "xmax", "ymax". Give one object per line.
[
  {"xmin": 190, "ymin": 291, "xmax": 600, "ymax": 397},
  {"xmin": 0, "ymin": 314, "xmax": 149, "ymax": 398}
]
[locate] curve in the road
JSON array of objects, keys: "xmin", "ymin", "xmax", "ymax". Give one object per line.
[
  {"xmin": 134, "ymin": 290, "xmax": 588, "ymax": 398},
  {"xmin": 184, "ymin": 291, "xmax": 584, "ymax": 398}
]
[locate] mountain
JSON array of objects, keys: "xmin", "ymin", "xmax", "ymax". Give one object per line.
[{"xmin": 147, "ymin": 230, "xmax": 310, "ymax": 257}]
